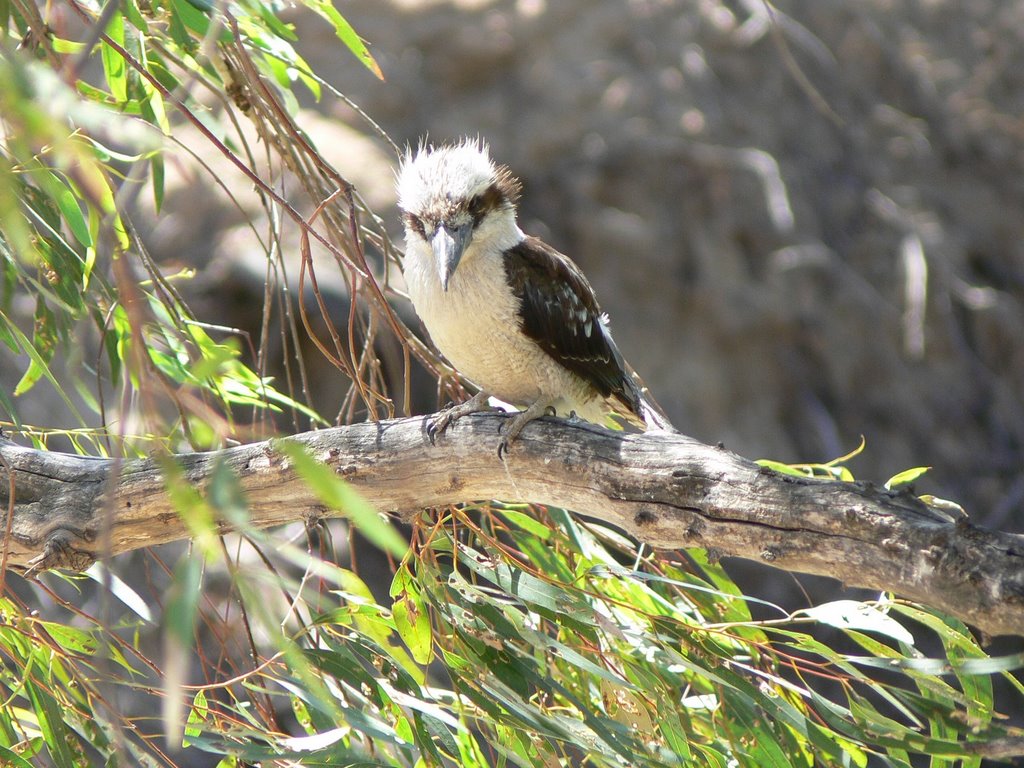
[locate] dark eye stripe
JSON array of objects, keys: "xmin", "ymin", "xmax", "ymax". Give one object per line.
[
  {"xmin": 468, "ymin": 184, "xmax": 505, "ymax": 226},
  {"xmin": 403, "ymin": 212, "xmax": 426, "ymax": 237}
]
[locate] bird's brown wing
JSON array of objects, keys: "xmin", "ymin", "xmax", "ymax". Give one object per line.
[{"xmin": 503, "ymin": 237, "xmax": 643, "ymax": 418}]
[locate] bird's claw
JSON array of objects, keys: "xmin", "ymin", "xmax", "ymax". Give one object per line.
[
  {"xmin": 496, "ymin": 417, "xmax": 511, "ymax": 459},
  {"xmin": 426, "ymin": 391, "xmax": 496, "ymax": 446},
  {"xmin": 496, "ymin": 413, "xmax": 518, "ymax": 459},
  {"xmin": 426, "ymin": 411, "xmax": 454, "ymax": 445},
  {"xmin": 496, "ymin": 401, "xmax": 554, "ymax": 459}
]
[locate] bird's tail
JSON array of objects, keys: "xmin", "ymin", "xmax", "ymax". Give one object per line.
[
  {"xmin": 625, "ymin": 360, "xmax": 676, "ymax": 432},
  {"xmin": 610, "ymin": 367, "xmax": 676, "ymax": 433},
  {"xmin": 638, "ymin": 392, "xmax": 675, "ymax": 432}
]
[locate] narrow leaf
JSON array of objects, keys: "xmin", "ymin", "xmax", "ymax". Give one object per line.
[
  {"xmin": 163, "ymin": 556, "xmax": 203, "ymax": 746},
  {"xmin": 86, "ymin": 562, "xmax": 155, "ymax": 623},
  {"xmin": 277, "ymin": 439, "xmax": 406, "ymax": 558},
  {"xmin": 802, "ymin": 600, "xmax": 915, "ymax": 646},
  {"xmin": 885, "ymin": 466, "xmax": 931, "ymax": 490},
  {"xmin": 100, "ymin": 12, "xmax": 128, "ymax": 102},
  {"xmin": 301, "ymin": 0, "xmax": 382, "ymax": 79},
  {"xmin": 52, "ymin": 180, "xmax": 92, "ymax": 247}
]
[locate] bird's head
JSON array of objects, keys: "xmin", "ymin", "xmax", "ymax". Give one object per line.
[{"xmin": 397, "ymin": 138, "xmax": 521, "ymax": 291}]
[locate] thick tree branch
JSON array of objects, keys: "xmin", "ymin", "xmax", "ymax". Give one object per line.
[{"xmin": 2, "ymin": 415, "xmax": 1023, "ymax": 636}]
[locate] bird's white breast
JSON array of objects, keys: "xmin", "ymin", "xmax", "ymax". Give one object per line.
[{"xmin": 402, "ymin": 235, "xmax": 600, "ymax": 418}]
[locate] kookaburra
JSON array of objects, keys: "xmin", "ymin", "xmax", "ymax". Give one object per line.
[{"xmin": 397, "ymin": 139, "xmax": 672, "ymax": 454}]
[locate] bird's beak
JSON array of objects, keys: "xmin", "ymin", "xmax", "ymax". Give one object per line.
[{"xmin": 431, "ymin": 222, "xmax": 472, "ymax": 292}]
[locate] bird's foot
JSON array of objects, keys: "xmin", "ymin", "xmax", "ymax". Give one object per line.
[
  {"xmin": 427, "ymin": 391, "xmax": 500, "ymax": 444},
  {"xmin": 497, "ymin": 400, "xmax": 554, "ymax": 460}
]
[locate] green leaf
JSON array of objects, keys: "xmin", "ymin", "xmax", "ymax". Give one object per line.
[
  {"xmin": 207, "ymin": 456, "xmax": 250, "ymax": 526},
  {"xmin": 151, "ymin": 151, "xmax": 165, "ymax": 211},
  {"xmin": 163, "ymin": 555, "xmax": 203, "ymax": 745},
  {"xmin": 299, "ymin": 0, "xmax": 382, "ymax": 80},
  {"xmin": 164, "ymin": 0, "xmax": 194, "ymax": 48},
  {"xmin": 50, "ymin": 37, "xmax": 87, "ymax": 54},
  {"xmin": 1, "ymin": 308, "xmax": 85, "ymax": 424},
  {"xmin": 52, "ymin": 178, "xmax": 92, "ymax": 247},
  {"xmin": 885, "ymin": 466, "xmax": 931, "ymax": 489},
  {"xmin": 101, "ymin": 12, "xmax": 128, "ymax": 102},
  {"xmin": 724, "ymin": 687, "xmax": 799, "ymax": 767},
  {"xmin": 848, "ymin": 649, "xmax": 1024, "ymax": 676},
  {"xmin": 159, "ymin": 457, "xmax": 218, "ymax": 550},
  {"xmin": 917, "ymin": 494, "xmax": 966, "ymax": 519},
  {"xmin": 824, "ymin": 435, "xmax": 867, "ymax": 465},
  {"xmin": 252, "ymin": 1, "xmax": 297, "ymax": 40},
  {"xmin": 169, "ymin": 0, "xmax": 216, "ymax": 39},
  {"xmin": 13, "ymin": 298, "xmax": 57, "ymax": 396},
  {"xmin": 391, "ymin": 565, "xmax": 434, "ymax": 665},
  {"xmin": 39, "ymin": 623, "xmax": 97, "ymax": 656},
  {"xmin": 0, "ymin": 384, "xmax": 21, "ymax": 426},
  {"xmin": 758, "ymin": 438, "xmax": 867, "ymax": 482},
  {"xmin": 183, "ymin": 690, "xmax": 207, "ymax": 747},
  {"xmin": 122, "ymin": 0, "xmax": 149, "ymax": 32},
  {"xmin": 0, "ymin": 745, "xmax": 35, "ymax": 768},
  {"xmin": 457, "ymin": 544, "xmax": 573, "ymax": 616},
  {"xmin": 277, "ymin": 439, "xmax": 406, "ymax": 558},
  {"xmin": 755, "ymin": 459, "xmax": 812, "ymax": 478},
  {"xmin": 25, "ymin": 672, "xmax": 81, "ymax": 766},
  {"xmin": 498, "ymin": 505, "xmax": 553, "ymax": 540}
]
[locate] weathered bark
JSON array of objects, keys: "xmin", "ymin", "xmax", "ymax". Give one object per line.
[{"xmin": 2, "ymin": 414, "xmax": 1023, "ymax": 636}]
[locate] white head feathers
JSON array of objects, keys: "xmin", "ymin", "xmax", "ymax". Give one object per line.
[{"xmin": 396, "ymin": 138, "xmax": 519, "ymax": 218}]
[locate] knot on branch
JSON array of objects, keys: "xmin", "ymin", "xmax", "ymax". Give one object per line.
[{"xmin": 25, "ymin": 530, "xmax": 95, "ymax": 575}]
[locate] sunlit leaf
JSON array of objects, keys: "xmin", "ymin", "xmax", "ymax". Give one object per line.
[
  {"xmin": 183, "ymin": 690, "xmax": 208, "ymax": 747},
  {"xmin": 825, "ymin": 435, "xmax": 867, "ymax": 465},
  {"xmin": 917, "ymin": 495, "xmax": 967, "ymax": 521},
  {"xmin": 100, "ymin": 12, "xmax": 128, "ymax": 102},
  {"xmin": 277, "ymin": 439, "xmax": 406, "ymax": 558},
  {"xmin": 391, "ymin": 565, "xmax": 434, "ymax": 665},
  {"xmin": 299, "ymin": 0, "xmax": 383, "ymax": 79},
  {"xmin": 755, "ymin": 458, "xmax": 811, "ymax": 478},
  {"xmin": 885, "ymin": 466, "xmax": 931, "ymax": 489},
  {"xmin": 38, "ymin": 623, "xmax": 98, "ymax": 656},
  {"xmin": 85, "ymin": 562, "xmax": 155, "ymax": 623},
  {"xmin": 801, "ymin": 599, "xmax": 915, "ymax": 646},
  {"xmin": 169, "ymin": 0, "xmax": 228, "ymax": 40}
]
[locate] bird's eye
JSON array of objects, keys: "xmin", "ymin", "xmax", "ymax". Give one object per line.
[
  {"xmin": 468, "ymin": 185, "xmax": 502, "ymax": 225},
  {"xmin": 404, "ymin": 212, "xmax": 426, "ymax": 237}
]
